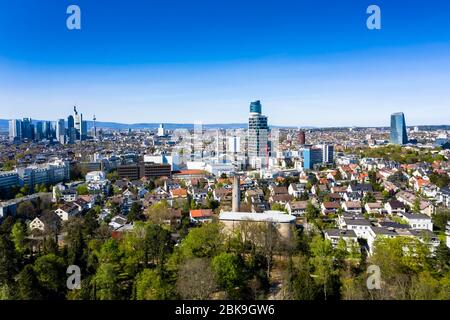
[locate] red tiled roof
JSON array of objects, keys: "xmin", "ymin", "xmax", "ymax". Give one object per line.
[{"xmin": 190, "ymin": 209, "xmax": 214, "ymax": 218}]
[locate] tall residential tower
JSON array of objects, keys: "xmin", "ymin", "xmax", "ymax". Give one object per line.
[{"xmin": 248, "ymin": 100, "xmax": 269, "ymax": 164}]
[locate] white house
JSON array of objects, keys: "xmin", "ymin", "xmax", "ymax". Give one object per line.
[
  {"xmin": 365, "ymin": 202, "xmax": 383, "ymax": 215},
  {"xmin": 29, "ymin": 217, "xmax": 45, "ymax": 231},
  {"xmin": 399, "ymin": 213, "xmax": 433, "ymax": 231},
  {"xmin": 55, "ymin": 203, "xmax": 80, "ymax": 221},
  {"xmin": 285, "ymin": 201, "xmax": 308, "ymax": 216},
  {"xmin": 342, "ymin": 201, "xmax": 363, "ymax": 214},
  {"xmin": 385, "ymin": 200, "xmax": 406, "ymax": 215},
  {"xmin": 288, "ymin": 183, "xmax": 306, "ymax": 198},
  {"xmin": 340, "ymin": 217, "xmax": 372, "ymax": 239},
  {"xmin": 324, "ymin": 229, "xmax": 358, "ymax": 250}
]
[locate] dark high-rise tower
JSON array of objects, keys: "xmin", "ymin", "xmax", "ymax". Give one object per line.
[
  {"xmin": 298, "ymin": 130, "xmax": 306, "ymax": 145},
  {"xmin": 248, "ymin": 100, "xmax": 268, "ymax": 160},
  {"xmin": 390, "ymin": 112, "xmax": 408, "ymax": 145}
]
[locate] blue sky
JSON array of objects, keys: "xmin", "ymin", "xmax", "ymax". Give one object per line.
[{"xmin": 1, "ymin": 0, "xmax": 450, "ymax": 126}]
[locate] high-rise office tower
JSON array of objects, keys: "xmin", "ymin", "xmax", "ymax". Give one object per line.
[
  {"xmin": 303, "ymin": 146, "xmax": 323, "ymax": 170},
  {"xmin": 35, "ymin": 122, "xmax": 43, "ymax": 141},
  {"xmin": 67, "ymin": 115, "xmax": 76, "ymax": 144},
  {"xmin": 319, "ymin": 144, "xmax": 334, "ymax": 164},
  {"xmin": 248, "ymin": 100, "xmax": 269, "ymax": 160},
  {"xmin": 56, "ymin": 119, "xmax": 66, "ymax": 144},
  {"xmin": 9, "ymin": 119, "xmax": 22, "ymax": 142},
  {"xmin": 390, "ymin": 112, "xmax": 408, "ymax": 145},
  {"xmin": 21, "ymin": 118, "xmax": 33, "ymax": 140},
  {"xmin": 157, "ymin": 124, "xmax": 165, "ymax": 137},
  {"xmin": 298, "ymin": 130, "xmax": 306, "ymax": 145},
  {"xmin": 73, "ymin": 106, "xmax": 87, "ymax": 140},
  {"xmin": 81, "ymin": 118, "xmax": 87, "ymax": 140},
  {"xmin": 43, "ymin": 121, "xmax": 52, "ymax": 139}
]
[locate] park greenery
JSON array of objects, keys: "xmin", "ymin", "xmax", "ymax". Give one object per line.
[{"xmin": 1, "ymin": 199, "xmax": 450, "ymax": 300}]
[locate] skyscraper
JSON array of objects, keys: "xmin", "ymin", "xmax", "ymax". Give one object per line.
[
  {"xmin": 248, "ymin": 100, "xmax": 269, "ymax": 161},
  {"xmin": 21, "ymin": 118, "xmax": 33, "ymax": 140},
  {"xmin": 35, "ymin": 122, "xmax": 43, "ymax": 141},
  {"xmin": 56, "ymin": 119, "xmax": 66, "ymax": 144},
  {"xmin": 67, "ymin": 115, "xmax": 76, "ymax": 144},
  {"xmin": 390, "ymin": 112, "xmax": 408, "ymax": 145},
  {"xmin": 9, "ymin": 119, "xmax": 22, "ymax": 142},
  {"xmin": 303, "ymin": 146, "xmax": 323, "ymax": 170},
  {"xmin": 319, "ymin": 144, "xmax": 334, "ymax": 164},
  {"xmin": 298, "ymin": 130, "xmax": 306, "ymax": 145},
  {"xmin": 43, "ymin": 121, "xmax": 52, "ymax": 139}
]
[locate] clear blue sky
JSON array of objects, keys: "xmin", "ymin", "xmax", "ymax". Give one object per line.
[{"xmin": 1, "ymin": 0, "xmax": 450, "ymax": 126}]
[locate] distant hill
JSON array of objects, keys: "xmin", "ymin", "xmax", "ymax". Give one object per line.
[{"xmin": 2, "ymin": 119, "xmax": 448, "ymax": 132}]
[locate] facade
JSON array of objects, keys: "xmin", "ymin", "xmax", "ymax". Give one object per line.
[
  {"xmin": 303, "ymin": 146, "xmax": 323, "ymax": 170},
  {"xmin": 56, "ymin": 119, "xmax": 66, "ymax": 144},
  {"xmin": 9, "ymin": 119, "xmax": 22, "ymax": 142},
  {"xmin": 298, "ymin": 130, "xmax": 306, "ymax": 145},
  {"xmin": 16, "ymin": 160, "xmax": 70, "ymax": 192},
  {"xmin": 320, "ymin": 144, "xmax": 334, "ymax": 164},
  {"xmin": 390, "ymin": 112, "xmax": 408, "ymax": 145},
  {"xmin": 21, "ymin": 118, "xmax": 34, "ymax": 140},
  {"xmin": 117, "ymin": 162, "xmax": 172, "ymax": 180},
  {"xmin": 0, "ymin": 171, "xmax": 20, "ymax": 196},
  {"xmin": 157, "ymin": 124, "xmax": 166, "ymax": 137},
  {"xmin": 67, "ymin": 115, "xmax": 76, "ymax": 144},
  {"xmin": 248, "ymin": 100, "xmax": 269, "ymax": 162},
  {"xmin": 219, "ymin": 211, "xmax": 296, "ymax": 240}
]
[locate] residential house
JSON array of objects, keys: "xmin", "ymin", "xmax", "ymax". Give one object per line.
[
  {"xmin": 365, "ymin": 202, "xmax": 384, "ymax": 215},
  {"xmin": 190, "ymin": 209, "xmax": 214, "ymax": 224},
  {"xmin": 342, "ymin": 201, "xmax": 363, "ymax": 214},
  {"xmin": 385, "ymin": 200, "xmax": 406, "ymax": 215},
  {"xmin": 55, "ymin": 203, "xmax": 80, "ymax": 221},
  {"xmin": 285, "ymin": 201, "xmax": 308, "ymax": 216},
  {"xmin": 321, "ymin": 202, "xmax": 341, "ymax": 215},
  {"xmin": 399, "ymin": 213, "xmax": 433, "ymax": 231},
  {"xmin": 324, "ymin": 229, "xmax": 358, "ymax": 249}
]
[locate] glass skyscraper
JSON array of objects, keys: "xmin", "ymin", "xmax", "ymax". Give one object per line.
[
  {"xmin": 390, "ymin": 112, "xmax": 408, "ymax": 145},
  {"xmin": 248, "ymin": 100, "xmax": 268, "ymax": 160}
]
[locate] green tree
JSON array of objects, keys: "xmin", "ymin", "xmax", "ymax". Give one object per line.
[
  {"xmin": 76, "ymin": 184, "xmax": 89, "ymax": 195},
  {"xmin": 286, "ymin": 255, "xmax": 318, "ymax": 300},
  {"xmin": 135, "ymin": 269, "xmax": 171, "ymax": 300},
  {"xmin": 179, "ymin": 223, "xmax": 224, "ymax": 259},
  {"xmin": 211, "ymin": 252, "xmax": 244, "ymax": 295},
  {"xmin": 33, "ymin": 254, "xmax": 66, "ymax": 299},
  {"xmin": 433, "ymin": 208, "xmax": 450, "ymax": 231},
  {"xmin": 0, "ymin": 233, "xmax": 17, "ymax": 287},
  {"xmin": 94, "ymin": 262, "xmax": 122, "ymax": 300},
  {"xmin": 64, "ymin": 218, "xmax": 88, "ymax": 268},
  {"xmin": 305, "ymin": 201, "xmax": 319, "ymax": 222},
  {"xmin": 413, "ymin": 197, "xmax": 421, "ymax": 214},
  {"xmin": 410, "ymin": 271, "xmax": 440, "ymax": 300},
  {"xmin": 309, "ymin": 235, "xmax": 336, "ymax": 300},
  {"xmin": 15, "ymin": 265, "xmax": 42, "ymax": 300},
  {"xmin": 11, "ymin": 221, "xmax": 27, "ymax": 256},
  {"xmin": 128, "ymin": 202, "xmax": 143, "ymax": 222},
  {"xmin": 434, "ymin": 241, "xmax": 450, "ymax": 272}
]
